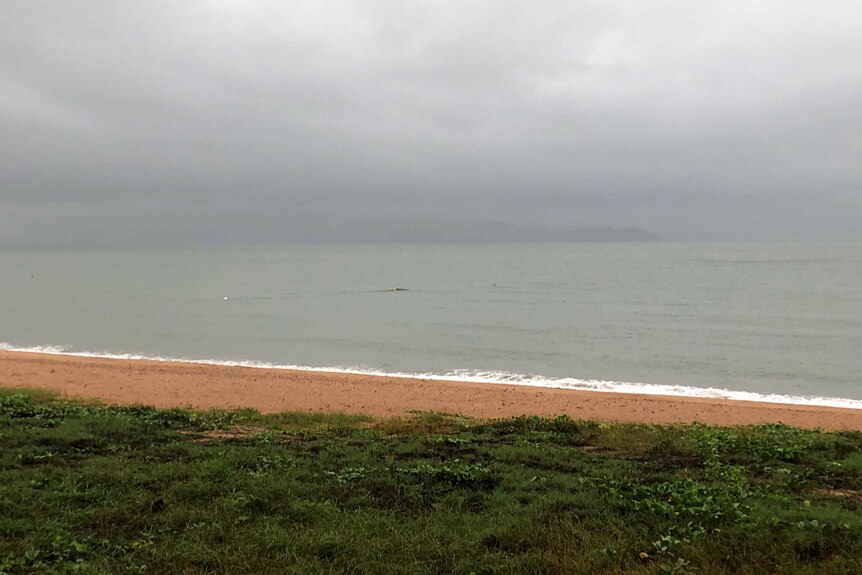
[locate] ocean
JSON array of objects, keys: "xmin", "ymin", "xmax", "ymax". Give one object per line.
[{"xmin": 1, "ymin": 243, "xmax": 860, "ymax": 407}]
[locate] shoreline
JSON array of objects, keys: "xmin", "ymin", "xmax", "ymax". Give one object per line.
[
  {"xmin": 5, "ymin": 345, "xmax": 861, "ymax": 410},
  {"xmin": 2, "ymin": 349, "xmax": 862, "ymax": 430}
]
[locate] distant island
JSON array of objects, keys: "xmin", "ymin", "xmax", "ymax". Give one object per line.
[
  {"xmin": 4, "ymin": 221, "xmax": 661, "ymax": 248},
  {"xmin": 379, "ymin": 223, "xmax": 661, "ymax": 244},
  {"xmin": 559, "ymin": 227, "xmax": 661, "ymax": 243}
]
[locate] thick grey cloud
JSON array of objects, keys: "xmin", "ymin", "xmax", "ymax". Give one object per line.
[{"xmin": 1, "ymin": 0, "xmax": 860, "ymax": 245}]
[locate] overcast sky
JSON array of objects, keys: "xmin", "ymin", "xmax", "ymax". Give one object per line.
[{"xmin": 1, "ymin": 1, "xmax": 861, "ymax": 245}]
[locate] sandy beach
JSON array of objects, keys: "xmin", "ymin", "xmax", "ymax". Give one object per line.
[{"xmin": 2, "ymin": 349, "xmax": 861, "ymax": 430}]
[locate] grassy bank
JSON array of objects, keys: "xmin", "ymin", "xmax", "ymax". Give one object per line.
[{"xmin": 1, "ymin": 389, "xmax": 861, "ymax": 574}]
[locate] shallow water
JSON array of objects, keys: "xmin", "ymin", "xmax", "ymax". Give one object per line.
[{"xmin": 1, "ymin": 243, "xmax": 860, "ymax": 404}]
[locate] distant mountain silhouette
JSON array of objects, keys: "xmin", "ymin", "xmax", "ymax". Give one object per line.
[
  {"xmin": 383, "ymin": 222, "xmax": 660, "ymax": 243},
  {"xmin": 558, "ymin": 227, "xmax": 661, "ymax": 242},
  {"xmin": 7, "ymin": 217, "xmax": 659, "ymax": 247}
]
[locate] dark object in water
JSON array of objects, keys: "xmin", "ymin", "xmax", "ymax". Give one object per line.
[{"xmin": 389, "ymin": 287, "xmax": 409, "ymax": 292}]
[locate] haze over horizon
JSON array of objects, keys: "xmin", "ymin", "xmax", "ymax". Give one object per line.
[{"xmin": 2, "ymin": 1, "xmax": 861, "ymax": 246}]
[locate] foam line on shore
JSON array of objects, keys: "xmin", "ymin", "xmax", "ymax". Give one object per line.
[{"xmin": 3, "ymin": 342, "xmax": 861, "ymax": 410}]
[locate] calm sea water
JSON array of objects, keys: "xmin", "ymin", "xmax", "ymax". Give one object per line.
[{"xmin": 1, "ymin": 243, "xmax": 860, "ymax": 405}]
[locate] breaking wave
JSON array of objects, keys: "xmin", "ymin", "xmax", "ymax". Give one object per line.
[{"xmin": 2, "ymin": 342, "xmax": 861, "ymax": 410}]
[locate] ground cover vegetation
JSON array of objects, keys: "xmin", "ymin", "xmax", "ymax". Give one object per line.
[{"xmin": 1, "ymin": 388, "xmax": 862, "ymax": 574}]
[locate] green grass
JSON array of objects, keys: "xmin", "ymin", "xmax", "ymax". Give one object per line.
[{"xmin": 1, "ymin": 388, "xmax": 862, "ymax": 574}]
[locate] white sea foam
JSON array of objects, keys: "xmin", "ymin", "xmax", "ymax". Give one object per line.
[{"xmin": 3, "ymin": 342, "xmax": 861, "ymax": 410}]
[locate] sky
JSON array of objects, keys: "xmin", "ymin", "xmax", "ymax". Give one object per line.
[{"xmin": 1, "ymin": 0, "xmax": 861, "ymax": 245}]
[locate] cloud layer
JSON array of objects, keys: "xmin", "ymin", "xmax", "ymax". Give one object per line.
[{"xmin": 2, "ymin": 0, "xmax": 861, "ymax": 244}]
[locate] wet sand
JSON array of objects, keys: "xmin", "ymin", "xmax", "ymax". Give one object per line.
[{"xmin": 2, "ymin": 350, "xmax": 861, "ymax": 430}]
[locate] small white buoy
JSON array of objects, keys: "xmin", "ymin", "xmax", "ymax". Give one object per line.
[{"xmin": 223, "ymin": 296, "xmax": 229, "ymax": 301}]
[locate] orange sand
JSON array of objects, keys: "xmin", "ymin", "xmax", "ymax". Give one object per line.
[{"xmin": 2, "ymin": 350, "xmax": 861, "ymax": 430}]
